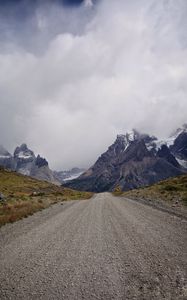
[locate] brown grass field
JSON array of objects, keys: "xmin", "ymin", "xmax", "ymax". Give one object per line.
[{"xmin": 0, "ymin": 167, "xmax": 93, "ymax": 226}]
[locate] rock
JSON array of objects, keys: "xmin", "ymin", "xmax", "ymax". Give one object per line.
[
  {"xmin": 157, "ymin": 145, "xmax": 180, "ymax": 168},
  {"xmin": 170, "ymin": 131, "xmax": 187, "ymax": 160},
  {"xmin": 32, "ymin": 192, "xmax": 38, "ymax": 196},
  {"xmin": 0, "ymin": 193, "xmax": 5, "ymax": 201},
  {"xmin": 35, "ymin": 155, "xmax": 48, "ymax": 168}
]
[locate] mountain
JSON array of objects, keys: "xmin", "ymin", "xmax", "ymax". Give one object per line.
[
  {"xmin": 169, "ymin": 124, "xmax": 187, "ymax": 168},
  {"xmin": 64, "ymin": 126, "xmax": 187, "ymax": 192},
  {"xmin": 0, "ymin": 144, "xmax": 59, "ymax": 184},
  {"xmin": 0, "ymin": 145, "xmax": 15, "ymax": 170},
  {"xmin": 13, "ymin": 143, "xmax": 35, "ymax": 176},
  {"xmin": 54, "ymin": 168, "xmax": 85, "ymax": 183}
]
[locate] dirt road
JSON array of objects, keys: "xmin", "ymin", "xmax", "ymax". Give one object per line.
[{"xmin": 0, "ymin": 193, "xmax": 186, "ymax": 299}]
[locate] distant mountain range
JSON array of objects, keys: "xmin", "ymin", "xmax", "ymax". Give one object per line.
[
  {"xmin": 0, "ymin": 144, "xmax": 84, "ymax": 184},
  {"xmin": 64, "ymin": 124, "xmax": 187, "ymax": 192},
  {"xmin": 54, "ymin": 168, "xmax": 85, "ymax": 183},
  {"xmin": 1, "ymin": 124, "xmax": 187, "ymax": 191}
]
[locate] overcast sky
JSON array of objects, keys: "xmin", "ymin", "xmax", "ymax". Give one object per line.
[{"xmin": 0, "ymin": 0, "xmax": 187, "ymax": 170}]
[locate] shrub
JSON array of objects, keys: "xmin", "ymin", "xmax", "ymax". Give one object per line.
[
  {"xmin": 113, "ymin": 185, "xmax": 123, "ymax": 196},
  {"xmin": 163, "ymin": 185, "xmax": 178, "ymax": 192}
]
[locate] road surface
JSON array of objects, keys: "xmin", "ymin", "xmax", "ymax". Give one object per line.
[{"xmin": 0, "ymin": 193, "xmax": 187, "ymax": 299}]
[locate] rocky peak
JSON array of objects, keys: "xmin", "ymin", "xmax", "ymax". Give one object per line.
[
  {"xmin": 170, "ymin": 131, "xmax": 187, "ymax": 160},
  {"xmin": 164, "ymin": 123, "xmax": 187, "ymax": 148},
  {"xmin": 111, "ymin": 134, "xmax": 130, "ymax": 154},
  {"xmin": 35, "ymin": 155, "xmax": 48, "ymax": 168},
  {"xmin": 170, "ymin": 123, "xmax": 187, "ymax": 138},
  {"xmin": 0, "ymin": 145, "xmax": 14, "ymax": 170},
  {"xmin": 115, "ymin": 130, "xmax": 157, "ymax": 155},
  {"xmin": 122, "ymin": 139, "xmax": 152, "ymax": 163},
  {"xmin": 157, "ymin": 145, "xmax": 180, "ymax": 168},
  {"xmin": 14, "ymin": 144, "xmax": 35, "ymax": 159},
  {"xmin": 116, "ymin": 130, "xmax": 137, "ymax": 143},
  {"xmin": 112, "ymin": 130, "xmax": 139, "ymax": 154}
]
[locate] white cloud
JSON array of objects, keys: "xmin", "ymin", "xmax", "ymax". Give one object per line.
[{"xmin": 0, "ymin": 0, "xmax": 187, "ymax": 169}]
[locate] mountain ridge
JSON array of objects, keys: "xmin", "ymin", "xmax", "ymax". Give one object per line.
[
  {"xmin": 64, "ymin": 125, "xmax": 187, "ymax": 192},
  {"xmin": 0, "ymin": 143, "xmax": 85, "ymax": 184},
  {"xmin": 0, "ymin": 143, "xmax": 59, "ymax": 184},
  {"xmin": 1, "ymin": 124, "xmax": 187, "ymax": 190}
]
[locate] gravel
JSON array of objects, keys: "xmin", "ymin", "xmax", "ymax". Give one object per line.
[{"xmin": 0, "ymin": 193, "xmax": 187, "ymax": 299}]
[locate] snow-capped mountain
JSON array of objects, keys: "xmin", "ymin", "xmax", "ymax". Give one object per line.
[
  {"xmin": 1, "ymin": 123, "xmax": 187, "ymax": 191},
  {"xmin": 13, "ymin": 144, "xmax": 35, "ymax": 176},
  {"xmin": 54, "ymin": 168, "xmax": 85, "ymax": 183},
  {"xmin": 64, "ymin": 125, "xmax": 187, "ymax": 192},
  {"xmin": 145, "ymin": 124, "xmax": 187, "ymax": 167},
  {"xmin": 0, "ymin": 143, "xmax": 85, "ymax": 185},
  {"xmin": 0, "ymin": 144, "xmax": 59, "ymax": 184}
]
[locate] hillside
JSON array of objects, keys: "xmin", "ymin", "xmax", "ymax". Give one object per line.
[
  {"xmin": 117, "ymin": 175, "xmax": 187, "ymax": 218},
  {"xmin": 0, "ymin": 167, "xmax": 93, "ymax": 226}
]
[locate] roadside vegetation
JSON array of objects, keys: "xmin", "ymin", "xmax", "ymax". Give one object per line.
[
  {"xmin": 113, "ymin": 185, "xmax": 123, "ymax": 196},
  {"xmin": 0, "ymin": 167, "xmax": 93, "ymax": 226},
  {"xmin": 114, "ymin": 175, "xmax": 187, "ymax": 208}
]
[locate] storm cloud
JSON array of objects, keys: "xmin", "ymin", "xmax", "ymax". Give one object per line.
[{"xmin": 0, "ymin": 0, "xmax": 187, "ymax": 170}]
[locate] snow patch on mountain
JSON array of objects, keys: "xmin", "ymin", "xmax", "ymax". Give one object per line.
[
  {"xmin": 16, "ymin": 151, "xmax": 33, "ymax": 159},
  {"xmin": 176, "ymin": 158, "xmax": 187, "ymax": 169},
  {"xmin": 54, "ymin": 168, "xmax": 85, "ymax": 183},
  {"xmin": 0, "ymin": 155, "xmax": 11, "ymax": 158},
  {"xmin": 64, "ymin": 172, "xmax": 84, "ymax": 182}
]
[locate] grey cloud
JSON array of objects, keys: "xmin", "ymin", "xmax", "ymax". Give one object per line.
[{"xmin": 0, "ymin": 0, "xmax": 186, "ymax": 170}]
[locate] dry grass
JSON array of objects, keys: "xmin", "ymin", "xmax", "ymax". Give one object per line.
[
  {"xmin": 119, "ymin": 175, "xmax": 187, "ymax": 208},
  {"xmin": 0, "ymin": 167, "xmax": 93, "ymax": 226},
  {"xmin": 113, "ymin": 185, "xmax": 123, "ymax": 196}
]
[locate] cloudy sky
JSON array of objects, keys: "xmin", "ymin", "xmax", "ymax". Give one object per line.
[{"xmin": 0, "ymin": 0, "xmax": 187, "ymax": 170}]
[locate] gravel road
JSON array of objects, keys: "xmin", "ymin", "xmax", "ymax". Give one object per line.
[{"xmin": 0, "ymin": 193, "xmax": 187, "ymax": 300}]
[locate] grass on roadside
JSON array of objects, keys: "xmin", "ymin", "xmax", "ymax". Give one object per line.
[
  {"xmin": 113, "ymin": 175, "xmax": 187, "ymax": 208},
  {"xmin": 0, "ymin": 167, "xmax": 93, "ymax": 227}
]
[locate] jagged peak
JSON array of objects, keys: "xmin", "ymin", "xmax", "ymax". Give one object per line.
[
  {"xmin": 116, "ymin": 129, "xmax": 156, "ymax": 147},
  {"xmin": 14, "ymin": 143, "xmax": 35, "ymax": 159},
  {"xmin": 155, "ymin": 123, "xmax": 187, "ymax": 149},
  {"xmin": 15, "ymin": 143, "xmax": 28, "ymax": 152},
  {"xmin": 169, "ymin": 123, "xmax": 187, "ymax": 139},
  {"xmin": 35, "ymin": 155, "xmax": 48, "ymax": 168},
  {"xmin": 116, "ymin": 130, "xmax": 136, "ymax": 144}
]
